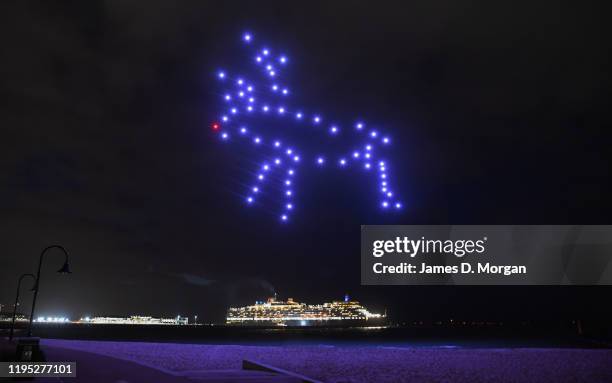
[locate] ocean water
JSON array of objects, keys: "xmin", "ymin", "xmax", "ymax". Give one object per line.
[{"xmin": 1, "ymin": 322, "xmax": 600, "ymax": 349}]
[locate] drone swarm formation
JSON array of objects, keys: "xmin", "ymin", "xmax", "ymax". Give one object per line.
[{"xmin": 213, "ymin": 32, "xmax": 403, "ymax": 222}]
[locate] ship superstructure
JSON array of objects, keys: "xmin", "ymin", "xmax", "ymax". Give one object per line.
[{"xmin": 226, "ymin": 295, "xmax": 385, "ymax": 326}]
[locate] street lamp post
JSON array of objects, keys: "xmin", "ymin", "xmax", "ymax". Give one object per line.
[
  {"xmin": 27, "ymin": 245, "xmax": 71, "ymax": 337},
  {"xmin": 9, "ymin": 273, "xmax": 36, "ymax": 341}
]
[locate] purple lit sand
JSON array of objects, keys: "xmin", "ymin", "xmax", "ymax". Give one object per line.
[{"xmin": 42, "ymin": 339, "xmax": 612, "ymax": 383}]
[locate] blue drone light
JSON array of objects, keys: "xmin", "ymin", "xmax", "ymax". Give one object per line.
[{"xmin": 213, "ymin": 32, "xmax": 404, "ymax": 221}]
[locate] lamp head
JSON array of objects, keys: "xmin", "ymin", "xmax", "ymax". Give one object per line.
[{"xmin": 57, "ymin": 261, "xmax": 72, "ymax": 274}]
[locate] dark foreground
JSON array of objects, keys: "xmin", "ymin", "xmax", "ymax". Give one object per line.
[
  {"xmin": 39, "ymin": 338, "xmax": 612, "ymax": 383},
  {"xmin": 2, "ymin": 323, "xmax": 612, "ymax": 382}
]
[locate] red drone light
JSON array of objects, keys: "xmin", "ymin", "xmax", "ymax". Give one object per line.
[{"xmin": 211, "ymin": 122, "xmax": 221, "ymax": 131}]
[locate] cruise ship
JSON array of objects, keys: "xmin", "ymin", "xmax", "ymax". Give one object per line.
[{"xmin": 226, "ymin": 295, "xmax": 386, "ymax": 327}]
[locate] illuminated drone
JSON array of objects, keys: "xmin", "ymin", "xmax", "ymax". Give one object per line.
[{"xmin": 213, "ymin": 32, "xmax": 403, "ymax": 222}]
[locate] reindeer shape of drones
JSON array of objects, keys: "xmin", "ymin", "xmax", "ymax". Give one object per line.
[{"xmin": 212, "ymin": 32, "xmax": 403, "ymax": 222}]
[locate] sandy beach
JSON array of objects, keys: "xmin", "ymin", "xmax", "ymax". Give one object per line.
[{"xmin": 41, "ymin": 339, "xmax": 612, "ymax": 383}]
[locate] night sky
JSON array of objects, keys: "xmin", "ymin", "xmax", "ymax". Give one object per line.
[{"xmin": 1, "ymin": 1, "xmax": 611, "ymax": 323}]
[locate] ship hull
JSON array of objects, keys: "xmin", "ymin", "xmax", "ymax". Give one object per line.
[{"xmin": 227, "ymin": 317, "xmax": 387, "ymax": 327}]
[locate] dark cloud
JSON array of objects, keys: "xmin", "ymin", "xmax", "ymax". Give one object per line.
[{"xmin": 170, "ymin": 273, "xmax": 215, "ymax": 287}]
